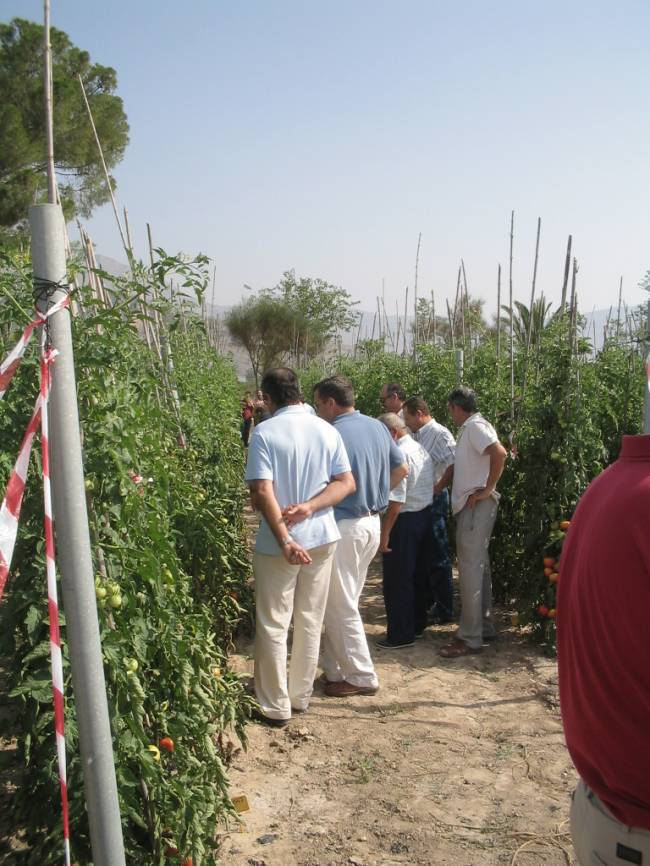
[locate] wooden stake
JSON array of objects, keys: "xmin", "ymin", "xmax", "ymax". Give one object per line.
[
  {"xmin": 509, "ymin": 210, "xmax": 515, "ymax": 427},
  {"xmin": 403, "ymin": 285, "xmax": 409, "ymax": 356},
  {"xmin": 496, "ymin": 263, "xmax": 502, "ymax": 360},
  {"xmin": 521, "ymin": 217, "xmax": 541, "ymax": 401},
  {"xmin": 43, "ymin": 1, "xmax": 56, "ymax": 203},
  {"xmin": 78, "ymin": 74, "xmax": 128, "ymax": 254},
  {"xmin": 560, "ymin": 235, "xmax": 572, "ymax": 315},
  {"xmin": 413, "ymin": 232, "xmax": 421, "ymax": 354}
]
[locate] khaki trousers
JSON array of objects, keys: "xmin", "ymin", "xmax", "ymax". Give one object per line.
[
  {"xmin": 571, "ymin": 779, "xmax": 650, "ymax": 865},
  {"xmin": 254, "ymin": 542, "xmax": 336, "ymax": 720},
  {"xmin": 322, "ymin": 515, "xmax": 380, "ymax": 689},
  {"xmin": 455, "ymin": 496, "xmax": 498, "ymax": 650}
]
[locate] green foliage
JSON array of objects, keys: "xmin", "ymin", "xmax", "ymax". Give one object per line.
[
  {"xmin": 0, "ymin": 250, "xmax": 253, "ymax": 865},
  {"xmin": 0, "ymin": 18, "xmax": 129, "ymax": 231},
  {"xmin": 225, "ymin": 294, "xmax": 306, "ymax": 386},
  {"xmin": 303, "ymin": 316, "xmax": 645, "ymax": 650},
  {"xmin": 226, "ymin": 271, "xmax": 360, "ymax": 382}
]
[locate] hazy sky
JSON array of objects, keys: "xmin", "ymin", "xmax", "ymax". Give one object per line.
[{"xmin": 5, "ymin": 0, "xmax": 650, "ymax": 316}]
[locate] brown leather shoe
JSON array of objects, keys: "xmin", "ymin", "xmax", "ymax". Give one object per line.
[{"xmin": 324, "ymin": 680, "xmax": 378, "ymax": 697}]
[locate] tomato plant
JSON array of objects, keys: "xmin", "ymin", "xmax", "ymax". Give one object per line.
[{"xmin": 0, "ymin": 250, "xmax": 254, "ymax": 865}]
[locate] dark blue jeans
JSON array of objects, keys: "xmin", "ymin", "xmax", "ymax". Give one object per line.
[
  {"xmin": 382, "ymin": 506, "xmax": 433, "ymax": 644},
  {"xmin": 429, "ymin": 490, "xmax": 453, "ymax": 621}
]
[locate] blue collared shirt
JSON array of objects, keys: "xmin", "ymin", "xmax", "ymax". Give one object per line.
[
  {"xmin": 332, "ymin": 410, "xmax": 405, "ymax": 521},
  {"xmin": 245, "ymin": 404, "xmax": 351, "ymax": 554}
]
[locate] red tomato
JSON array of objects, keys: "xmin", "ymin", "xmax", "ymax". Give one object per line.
[
  {"xmin": 159, "ymin": 737, "xmax": 175, "ymax": 753},
  {"xmin": 538, "ymin": 604, "xmax": 549, "ymax": 617}
]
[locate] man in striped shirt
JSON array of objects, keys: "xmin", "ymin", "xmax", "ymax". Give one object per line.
[
  {"xmin": 403, "ymin": 396, "xmax": 456, "ymax": 624},
  {"xmin": 377, "ymin": 412, "xmax": 434, "ymax": 648}
]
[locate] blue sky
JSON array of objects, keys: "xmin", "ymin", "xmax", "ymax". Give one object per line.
[{"xmin": 5, "ymin": 0, "xmax": 650, "ymax": 316}]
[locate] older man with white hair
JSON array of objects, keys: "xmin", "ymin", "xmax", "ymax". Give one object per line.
[{"xmin": 377, "ymin": 412, "xmax": 435, "ymax": 648}]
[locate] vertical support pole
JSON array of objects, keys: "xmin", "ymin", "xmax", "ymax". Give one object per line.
[
  {"xmin": 30, "ymin": 203, "xmax": 126, "ymax": 866},
  {"xmin": 455, "ymin": 348, "xmax": 464, "ymax": 384}
]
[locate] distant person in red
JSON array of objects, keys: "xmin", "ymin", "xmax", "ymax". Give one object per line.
[
  {"xmin": 241, "ymin": 393, "xmax": 254, "ymax": 446},
  {"xmin": 557, "ymin": 435, "xmax": 650, "ymax": 865}
]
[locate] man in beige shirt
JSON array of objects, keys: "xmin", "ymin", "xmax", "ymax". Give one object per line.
[{"xmin": 439, "ymin": 387, "xmax": 507, "ymax": 658}]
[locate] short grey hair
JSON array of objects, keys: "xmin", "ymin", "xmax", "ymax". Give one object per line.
[{"xmin": 378, "ymin": 412, "xmax": 406, "ymax": 432}]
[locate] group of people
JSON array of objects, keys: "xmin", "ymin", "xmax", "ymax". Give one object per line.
[
  {"xmin": 244, "ymin": 367, "xmax": 507, "ymax": 723},
  {"xmin": 243, "ymin": 366, "xmax": 650, "ymax": 866}
]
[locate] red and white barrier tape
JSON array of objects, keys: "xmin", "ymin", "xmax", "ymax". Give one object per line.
[
  {"xmin": 40, "ymin": 339, "xmax": 71, "ymax": 866},
  {"xmin": 0, "ymin": 294, "xmax": 72, "ymax": 865},
  {"xmin": 0, "ymin": 392, "xmax": 42, "ymax": 598},
  {"xmin": 0, "ymin": 295, "xmax": 70, "ymax": 401}
]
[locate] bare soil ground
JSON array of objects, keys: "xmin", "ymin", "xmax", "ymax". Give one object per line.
[{"xmin": 224, "ymin": 553, "xmax": 577, "ymax": 866}]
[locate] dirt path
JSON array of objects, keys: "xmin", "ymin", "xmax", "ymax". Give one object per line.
[{"xmin": 224, "ymin": 549, "xmax": 577, "ymax": 866}]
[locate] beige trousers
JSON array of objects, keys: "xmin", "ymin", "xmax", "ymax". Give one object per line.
[
  {"xmin": 571, "ymin": 779, "xmax": 650, "ymax": 866},
  {"xmin": 455, "ymin": 496, "xmax": 498, "ymax": 649},
  {"xmin": 254, "ymin": 542, "xmax": 336, "ymax": 720},
  {"xmin": 322, "ymin": 515, "xmax": 380, "ymax": 689}
]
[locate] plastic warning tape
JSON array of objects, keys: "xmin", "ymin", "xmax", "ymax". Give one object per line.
[
  {"xmin": 40, "ymin": 341, "xmax": 71, "ymax": 866},
  {"xmin": 0, "ymin": 295, "xmax": 69, "ymax": 400}
]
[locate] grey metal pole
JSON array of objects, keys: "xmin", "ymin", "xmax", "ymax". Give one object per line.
[
  {"xmin": 29, "ymin": 203, "xmax": 126, "ymax": 866},
  {"xmin": 644, "ymin": 299, "xmax": 650, "ymax": 434}
]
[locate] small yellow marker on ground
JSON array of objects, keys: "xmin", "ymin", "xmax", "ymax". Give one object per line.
[{"xmin": 232, "ymin": 794, "xmax": 250, "ymax": 813}]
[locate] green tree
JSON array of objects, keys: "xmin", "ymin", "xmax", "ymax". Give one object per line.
[
  {"xmin": 0, "ymin": 18, "xmax": 129, "ymax": 231},
  {"xmin": 264, "ymin": 270, "xmax": 360, "ymax": 356},
  {"xmin": 225, "ymin": 295, "xmax": 307, "ymax": 385},
  {"xmin": 501, "ymin": 295, "xmax": 553, "ymax": 348}
]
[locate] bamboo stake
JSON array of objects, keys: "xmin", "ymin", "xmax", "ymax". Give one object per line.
[
  {"xmin": 403, "ymin": 286, "xmax": 409, "ymax": 356},
  {"xmin": 413, "ymin": 232, "xmax": 421, "ymax": 355},
  {"xmin": 123, "ymin": 207, "xmax": 134, "ymax": 259},
  {"xmin": 496, "ymin": 264, "xmax": 502, "ymax": 360},
  {"xmin": 43, "ymin": 1, "xmax": 56, "ymax": 203},
  {"xmin": 569, "ymin": 258, "xmax": 578, "ymax": 354},
  {"xmin": 446, "ymin": 299, "xmax": 455, "ymax": 350},
  {"xmin": 560, "ymin": 235, "xmax": 572, "ymax": 315},
  {"xmin": 381, "ymin": 297, "xmax": 395, "ymax": 352},
  {"xmin": 452, "ymin": 265, "xmax": 461, "ymax": 340},
  {"xmin": 461, "ymin": 259, "xmax": 472, "ymax": 361},
  {"xmin": 78, "ymin": 74, "xmax": 128, "ymax": 254},
  {"xmin": 521, "ymin": 217, "xmax": 542, "ymax": 402},
  {"xmin": 616, "ymin": 276, "xmax": 623, "ymax": 340},
  {"xmin": 509, "ymin": 210, "xmax": 515, "ymax": 427},
  {"xmin": 431, "ymin": 288, "xmax": 436, "ymax": 345}
]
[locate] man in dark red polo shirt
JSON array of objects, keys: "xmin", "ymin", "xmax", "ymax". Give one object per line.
[{"xmin": 557, "ymin": 435, "xmax": 650, "ymax": 865}]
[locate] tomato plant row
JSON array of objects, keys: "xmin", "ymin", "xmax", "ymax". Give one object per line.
[
  {"xmin": 0, "ymin": 250, "xmax": 254, "ymax": 865},
  {"xmin": 303, "ymin": 319, "xmax": 645, "ymax": 650}
]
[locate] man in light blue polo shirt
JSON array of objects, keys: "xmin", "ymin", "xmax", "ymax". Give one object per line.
[
  {"xmin": 245, "ymin": 367, "xmax": 355, "ymax": 726},
  {"xmin": 306, "ymin": 375, "xmax": 407, "ymax": 697}
]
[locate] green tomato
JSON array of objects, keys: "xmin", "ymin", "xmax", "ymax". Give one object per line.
[
  {"xmin": 125, "ymin": 658, "xmax": 139, "ymax": 673},
  {"xmin": 109, "ymin": 594, "xmax": 123, "ymax": 609},
  {"xmin": 95, "ymin": 586, "xmax": 107, "ymax": 599},
  {"xmin": 163, "ymin": 568, "xmax": 173, "ymax": 581},
  {"xmin": 84, "ymin": 478, "xmax": 95, "ymax": 491},
  {"xmin": 550, "ymin": 452, "xmax": 561, "ymax": 461}
]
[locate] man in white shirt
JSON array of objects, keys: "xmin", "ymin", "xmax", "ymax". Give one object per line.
[
  {"xmin": 245, "ymin": 368, "xmax": 355, "ymax": 724},
  {"xmin": 402, "ymin": 396, "xmax": 456, "ymax": 624},
  {"xmin": 439, "ymin": 387, "xmax": 507, "ymax": 659},
  {"xmin": 377, "ymin": 412, "xmax": 434, "ymax": 648}
]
